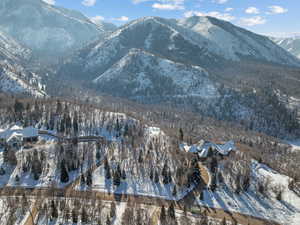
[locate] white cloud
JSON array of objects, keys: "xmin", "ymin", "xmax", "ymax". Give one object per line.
[
  {"xmin": 225, "ymin": 7, "xmax": 234, "ymax": 12},
  {"xmin": 152, "ymin": 3, "xmax": 184, "ymax": 10},
  {"xmin": 245, "ymin": 7, "xmax": 260, "ymax": 14},
  {"xmin": 113, "ymin": 16, "xmax": 129, "ymax": 22},
  {"xmin": 90, "ymin": 16, "xmax": 105, "ymax": 25},
  {"xmin": 82, "ymin": 0, "xmax": 97, "ymax": 7},
  {"xmin": 132, "ymin": 0, "xmax": 149, "ymax": 3},
  {"xmin": 213, "ymin": 0, "xmax": 228, "ymax": 4},
  {"xmin": 133, "ymin": 0, "xmax": 184, "ymax": 4},
  {"xmin": 42, "ymin": 0, "xmax": 55, "ymax": 5},
  {"xmin": 184, "ymin": 10, "xmax": 235, "ymax": 21},
  {"xmin": 267, "ymin": 5, "xmax": 288, "ymax": 15},
  {"xmin": 240, "ymin": 16, "xmax": 266, "ymax": 26},
  {"xmin": 134, "ymin": 0, "xmax": 185, "ymax": 11}
]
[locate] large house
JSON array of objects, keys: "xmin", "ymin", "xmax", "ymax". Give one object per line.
[
  {"xmin": 181, "ymin": 140, "xmax": 237, "ymax": 160},
  {"xmin": 0, "ymin": 126, "xmax": 39, "ymax": 148}
]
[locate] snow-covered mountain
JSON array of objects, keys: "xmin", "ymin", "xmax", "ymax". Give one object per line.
[
  {"xmin": 0, "ymin": 61, "xmax": 46, "ymax": 97},
  {"xmin": 271, "ymin": 36, "xmax": 300, "ymax": 59},
  {"xmin": 93, "ymin": 49, "xmax": 219, "ymax": 98},
  {"xmin": 58, "ymin": 16, "xmax": 300, "ymax": 137},
  {"xmin": 61, "ymin": 16, "xmax": 300, "ymax": 82},
  {"xmin": 62, "ymin": 16, "xmax": 217, "ymax": 80},
  {"xmin": 178, "ymin": 16, "xmax": 300, "ymax": 66},
  {"xmin": 0, "ymin": 0, "xmax": 116, "ymax": 62},
  {"xmin": 0, "ymin": 31, "xmax": 46, "ymax": 97},
  {"xmin": 0, "ymin": 31, "xmax": 31, "ymax": 63}
]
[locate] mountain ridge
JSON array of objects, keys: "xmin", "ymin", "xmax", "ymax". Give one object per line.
[{"xmin": 0, "ymin": 0, "xmax": 116, "ymax": 62}]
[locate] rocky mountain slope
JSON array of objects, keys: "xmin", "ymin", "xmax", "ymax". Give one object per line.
[
  {"xmin": 93, "ymin": 49, "xmax": 219, "ymax": 98},
  {"xmin": 62, "ymin": 16, "xmax": 299, "ymax": 79},
  {"xmin": 178, "ymin": 16, "xmax": 299, "ymax": 65},
  {"xmin": 0, "ymin": 31, "xmax": 31, "ymax": 63},
  {"xmin": 61, "ymin": 16, "xmax": 300, "ymax": 94},
  {"xmin": 0, "ymin": 0, "xmax": 116, "ymax": 62},
  {"xmin": 59, "ymin": 16, "xmax": 300, "ymax": 137},
  {"xmin": 0, "ymin": 31, "xmax": 46, "ymax": 97},
  {"xmin": 271, "ymin": 36, "xmax": 300, "ymax": 59}
]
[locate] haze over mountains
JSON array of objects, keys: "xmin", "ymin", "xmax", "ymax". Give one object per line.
[
  {"xmin": 0, "ymin": 0, "xmax": 299, "ymax": 137},
  {"xmin": 0, "ymin": 0, "xmax": 116, "ymax": 62}
]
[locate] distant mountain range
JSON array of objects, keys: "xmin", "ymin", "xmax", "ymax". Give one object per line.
[
  {"xmin": 0, "ymin": 0, "xmax": 116, "ymax": 62},
  {"xmin": 60, "ymin": 16, "xmax": 300, "ymax": 98},
  {"xmin": 93, "ymin": 48, "xmax": 219, "ymax": 98},
  {"xmin": 271, "ymin": 36, "xmax": 300, "ymax": 59},
  {"xmin": 0, "ymin": 1, "xmax": 299, "ymax": 137}
]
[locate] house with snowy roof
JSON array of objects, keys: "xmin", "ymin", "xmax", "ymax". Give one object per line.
[
  {"xmin": 0, "ymin": 126, "xmax": 39, "ymax": 147},
  {"xmin": 182, "ymin": 140, "xmax": 237, "ymax": 160},
  {"xmin": 21, "ymin": 126, "xmax": 39, "ymax": 143},
  {"xmin": 7, "ymin": 132, "xmax": 23, "ymax": 148}
]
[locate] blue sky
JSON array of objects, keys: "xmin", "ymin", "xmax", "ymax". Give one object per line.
[{"xmin": 44, "ymin": 0, "xmax": 299, "ymax": 37}]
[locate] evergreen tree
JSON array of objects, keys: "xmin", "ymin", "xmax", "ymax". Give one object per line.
[
  {"xmin": 106, "ymin": 166, "xmax": 111, "ymax": 180},
  {"xmin": 150, "ymin": 168, "xmax": 154, "ymax": 181},
  {"xmin": 3, "ymin": 147, "xmax": 9, "ymax": 163},
  {"xmin": 162, "ymin": 163, "xmax": 169, "ymax": 184},
  {"xmin": 110, "ymin": 202, "xmax": 116, "ymax": 218},
  {"xmin": 86, "ymin": 170, "xmax": 93, "ymax": 186},
  {"xmin": 113, "ymin": 165, "xmax": 121, "ymax": 186},
  {"xmin": 15, "ymin": 175, "xmax": 20, "ymax": 183},
  {"xmin": 201, "ymin": 211, "xmax": 208, "ymax": 225},
  {"xmin": 138, "ymin": 151, "xmax": 143, "ymax": 163},
  {"xmin": 199, "ymin": 191, "xmax": 204, "ymax": 201},
  {"xmin": 161, "ymin": 164, "xmax": 172, "ymax": 184},
  {"xmin": 81, "ymin": 174, "xmax": 86, "ymax": 185},
  {"xmin": 168, "ymin": 203, "xmax": 175, "ymax": 219},
  {"xmin": 221, "ymin": 217, "xmax": 227, "ymax": 225},
  {"xmin": 154, "ymin": 170, "xmax": 159, "ymax": 183},
  {"xmin": 96, "ymin": 150, "xmax": 101, "ymax": 161},
  {"xmin": 179, "ymin": 128, "xmax": 184, "ymax": 142},
  {"xmin": 121, "ymin": 169, "xmax": 126, "ymax": 180},
  {"xmin": 172, "ymin": 185, "xmax": 177, "ymax": 197},
  {"xmin": 14, "ymin": 100, "xmax": 24, "ymax": 116},
  {"xmin": 0, "ymin": 167, "xmax": 5, "ymax": 175},
  {"xmin": 56, "ymin": 100, "xmax": 62, "ymax": 114},
  {"xmin": 60, "ymin": 160, "xmax": 69, "ymax": 183},
  {"xmin": 104, "ymin": 157, "xmax": 109, "ymax": 170},
  {"xmin": 50, "ymin": 200, "xmax": 58, "ymax": 220},
  {"xmin": 81, "ymin": 207, "xmax": 88, "ymax": 223},
  {"xmin": 160, "ymin": 205, "xmax": 166, "ymax": 224},
  {"xmin": 72, "ymin": 209, "xmax": 78, "ymax": 223}
]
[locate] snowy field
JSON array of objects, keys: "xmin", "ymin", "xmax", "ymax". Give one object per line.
[{"xmin": 197, "ymin": 161, "xmax": 300, "ymax": 225}]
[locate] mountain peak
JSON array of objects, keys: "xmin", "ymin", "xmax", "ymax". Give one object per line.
[
  {"xmin": 93, "ymin": 47, "xmax": 218, "ymax": 98},
  {"xmin": 0, "ymin": 0, "xmax": 115, "ymax": 62}
]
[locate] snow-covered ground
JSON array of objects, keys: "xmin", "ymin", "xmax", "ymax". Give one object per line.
[
  {"xmin": 286, "ymin": 139, "xmax": 300, "ymax": 151},
  {"xmin": 0, "ymin": 197, "xmax": 33, "ymax": 225},
  {"xmin": 76, "ymin": 127, "xmax": 194, "ymax": 200},
  {"xmin": 196, "ymin": 161, "xmax": 300, "ymax": 225},
  {"xmin": 76, "ymin": 164, "xmax": 194, "ymax": 201}
]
